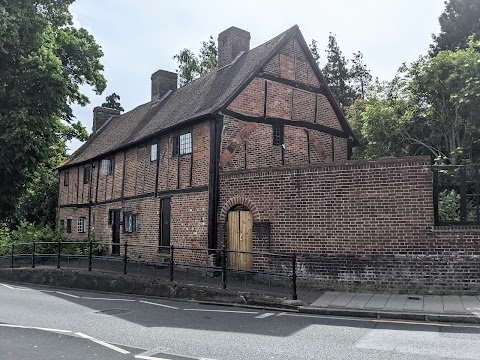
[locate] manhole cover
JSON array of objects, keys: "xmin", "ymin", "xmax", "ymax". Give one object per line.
[{"xmin": 96, "ymin": 309, "xmax": 131, "ymax": 316}]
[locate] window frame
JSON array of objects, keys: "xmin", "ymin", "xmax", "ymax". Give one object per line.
[
  {"xmin": 64, "ymin": 171, "xmax": 69, "ymax": 186},
  {"xmin": 272, "ymin": 125, "xmax": 284, "ymax": 146},
  {"xmin": 172, "ymin": 132, "xmax": 192, "ymax": 157},
  {"xmin": 123, "ymin": 212, "xmax": 139, "ymax": 233},
  {"xmin": 83, "ymin": 166, "xmax": 91, "ymax": 184},
  {"xmin": 66, "ymin": 219, "xmax": 72, "ymax": 234},
  {"xmin": 150, "ymin": 143, "xmax": 158, "ymax": 162},
  {"xmin": 101, "ymin": 157, "xmax": 115, "ymax": 176},
  {"xmin": 77, "ymin": 217, "xmax": 86, "ymax": 233}
]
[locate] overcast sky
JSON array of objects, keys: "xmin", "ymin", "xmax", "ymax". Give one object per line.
[{"xmin": 68, "ymin": 0, "xmax": 445, "ymax": 153}]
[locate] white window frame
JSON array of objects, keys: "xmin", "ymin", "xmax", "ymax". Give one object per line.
[
  {"xmin": 151, "ymin": 143, "xmax": 158, "ymax": 162},
  {"xmin": 101, "ymin": 158, "xmax": 114, "ymax": 175},
  {"xmin": 179, "ymin": 132, "xmax": 192, "ymax": 155},
  {"xmin": 77, "ymin": 217, "xmax": 86, "ymax": 233}
]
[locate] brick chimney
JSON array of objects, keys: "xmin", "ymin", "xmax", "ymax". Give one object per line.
[
  {"xmin": 151, "ymin": 70, "xmax": 177, "ymax": 101},
  {"xmin": 92, "ymin": 106, "xmax": 121, "ymax": 133},
  {"xmin": 218, "ymin": 27, "xmax": 251, "ymax": 68}
]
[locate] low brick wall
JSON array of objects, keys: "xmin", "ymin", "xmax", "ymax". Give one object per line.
[{"xmin": 219, "ymin": 156, "xmax": 480, "ymax": 293}]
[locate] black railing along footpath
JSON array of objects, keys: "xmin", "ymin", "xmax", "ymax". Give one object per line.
[
  {"xmin": 0, "ymin": 240, "xmax": 298, "ymax": 300},
  {"xmin": 432, "ymin": 165, "xmax": 480, "ymax": 226}
]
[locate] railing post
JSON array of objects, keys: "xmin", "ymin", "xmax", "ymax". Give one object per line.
[
  {"xmin": 32, "ymin": 241, "xmax": 35, "ymax": 269},
  {"xmin": 221, "ymin": 245, "xmax": 227, "ymax": 289},
  {"xmin": 292, "ymin": 253, "xmax": 297, "ymax": 301},
  {"xmin": 11, "ymin": 244, "xmax": 14, "ymax": 268},
  {"xmin": 57, "ymin": 242, "xmax": 61, "ymax": 269},
  {"xmin": 123, "ymin": 242, "xmax": 128, "ymax": 275},
  {"xmin": 88, "ymin": 240, "xmax": 93, "ymax": 271},
  {"xmin": 169, "ymin": 245, "xmax": 174, "ymax": 282}
]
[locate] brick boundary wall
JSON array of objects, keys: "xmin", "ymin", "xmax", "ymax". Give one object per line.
[{"xmin": 218, "ymin": 156, "xmax": 480, "ymax": 293}]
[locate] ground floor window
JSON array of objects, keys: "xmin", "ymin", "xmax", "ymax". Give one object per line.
[
  {"xmin": 123, "ymin": 212, "xmax": 139, "ymax": 233},
  {"xmin": 77, "ymin": 217, "xmax": 86, "ymax": 233}
]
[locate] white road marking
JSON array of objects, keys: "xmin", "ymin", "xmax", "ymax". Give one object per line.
[
  {"xmin": 255, "ymin": 312, "xmax": 275, "ymax": 319},
  {"xmin": 183, "ymin": 308, "xmax": 258, "ymax": 314},
  {"xmin": 56, "ymin": 291, "xmax": 80, "ymax": 298},
  {"xmin": 75, "ymin": 332, "xmax": 130, "ymax": 354},
  {"xmin": 0, "ymin": 283, "xmax": 15, "ymax": 290},
  {"xmin": 0, "ymin": 323, "xmax": 71, "ymax": 333},
  {"xmin": 38, "ymin": 290, "xmax": 56, "ymax": 293},
  {"xmin": 82, "ymin": 297, "xmax": 136, "ymax": 302},
  {"xmin": 139, "ymin": 300, "xmax": 179, "ymax": 310},
  {"xmin": 135, "ymin": 356, "xmax": 171, "ymax": 360}
]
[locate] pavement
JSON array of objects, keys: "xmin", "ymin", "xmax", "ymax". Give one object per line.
[
  {"xmin": 1, "ymin": 264, "xmax": 480, "ymax": 325},
  {"xmin": 301, "ymin": 291, "xmax": 480, "ymax": 324}
]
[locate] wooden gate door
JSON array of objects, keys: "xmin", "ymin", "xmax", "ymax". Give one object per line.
[{"xmin": 227, "ymin": 210, "xmax": 253, "ymax": 270}]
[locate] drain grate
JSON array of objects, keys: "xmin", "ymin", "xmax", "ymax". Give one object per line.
[{"xmin": 96, "ymin": 308, "xmax": 131, "ymax": 316}]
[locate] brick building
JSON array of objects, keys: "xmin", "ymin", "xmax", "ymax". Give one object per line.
[{"xmin": 58, "ymin": 25, "xmax": 480, "ymax": 292}]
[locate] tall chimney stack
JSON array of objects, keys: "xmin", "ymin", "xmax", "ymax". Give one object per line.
[
  {"xmin": 92, "ymin": 107, "xmax": 121, "ymax": 133},
  {"xmin": 218, "ymin": 27, "xmax": 250, "ymax": 68},
  {"xmin": 151, "ymin": 70, "xmax": 177, "ymax": 101}
]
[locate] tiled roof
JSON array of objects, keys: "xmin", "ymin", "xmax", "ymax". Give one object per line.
[{"xmin": 62, "ymin": 26, "xmax": 295, "ymax": 167}]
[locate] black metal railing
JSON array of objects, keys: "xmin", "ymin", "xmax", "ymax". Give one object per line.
[
  {"xmin": 433, "ymin": 165, "xmax": 480, "ymax": 225},
  {"xmin": 0, "ymin": 241, "xmax": 297, "ymax": 300}
]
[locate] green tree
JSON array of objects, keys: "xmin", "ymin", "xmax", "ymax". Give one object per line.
[
  {"xmin": 348, "ymin": 39, "xmax": 480, "ymax": 164},
  {"xmin": 430, "ymin": 0, "xmax": 480, "ymax": 55},
  {"xmin": 322, "ymin": 33, "xmax": 355, "ymax": 108},
  {"xmin": 173, "ymin": 36, "xmax": 217, "ymax": 85},
  {"xmin": 350, "ymin": 51, "xmax": 372, "ymax": 100},
  {"xmin": 0, "ymin": 0, "xmax": 106, "ymax": 221},
  {"xmin": 102, "ymin": 93, "xmax": 124, "ymax": 112}
]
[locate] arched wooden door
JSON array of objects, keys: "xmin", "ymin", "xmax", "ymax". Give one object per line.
[{"xmin": 227, "ymin": 210, "xmax": 253, "ymax": 270}]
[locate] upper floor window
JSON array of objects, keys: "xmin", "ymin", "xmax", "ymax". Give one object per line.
[
  {"xmin": 66, "ymin": 218, "xmax": 72, "ymax": 234},
  {"xmin": 172, "ymin": 132, "xmax": 192, "ymax": 156},
  {"xmin": 151, "ymin": 143, "xmax": 158, "ymax": 162},
  {"xmin": 123, "ymin": 212, "xmax": 139, "ymax": 233},
  {"xmin": 83, "ymin": 166, "xmax": 91, "ymax": 184},
  {"xmin": 64, "ymin": 171, "xmax": 69, "ymax": 186},
  {"xmin": 77, "ymin": 217, "xmax": 86, "ymax": 233},
  {"xmin": 101, "ymin": 157, "xmax": 115, "ymax": 175},
  {"xmin": 272, "ymin": 125, "xmax": 284, "ymax": 146}
]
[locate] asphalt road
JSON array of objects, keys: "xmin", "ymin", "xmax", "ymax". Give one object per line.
[{"xmin": 1, "ymin": 282, "xmax": 480, "ymax": 360}]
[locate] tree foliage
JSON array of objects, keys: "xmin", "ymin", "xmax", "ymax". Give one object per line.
[
  {"xmin": 322, "ymin": 33, "xmax": 355, "ymax": 108},
  {"xmin": 0, "ymin": 0, "xmax": 106, "ymax": 222},
  {"xmin": 348, "ymin": 39, "xmax": 480, "ymax": 164},
  {"xmin": 173, "ymin": 36, "xmax": 217, "ymax": 85},
  {"xmin": 430, "ymin": 0, "xmax": 480, "ymax": 55},
  {"xmin": 102, "ymin": 93, "xmax": 124, "ymax": 112}
]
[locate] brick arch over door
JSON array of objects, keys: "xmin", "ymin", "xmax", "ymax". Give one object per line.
[{"xmin": 219, "ymin": 196, "xmax": 260, "ymax": 223}]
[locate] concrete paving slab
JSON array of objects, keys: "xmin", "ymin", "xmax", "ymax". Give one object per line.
[
  {"xmin": 329, "ymin": 292, "xmax": 357, "ymax": 308},
  {"xmin": 383, "ymin": 294, "xmax": 409, "ymax": 311},
  {"xmin": 461, "ymin": 296, "xmax": 480, "ymax": 316},
  {"xmin": 365, "ymin": 294, "xmax": 391, "ymax": 309},
  {"xmin": 310, "ymin": 291, "xmax": 340, "ymax": 307},
  {"xmin": 403, "ymin": 295, "xmax": 424, "ymax": 311},
  {"xmin": 423, "ymin": 296, "xmax": 444, "ymax": 313},
  {"xmin": 346, "ymin": 293, "xmax": 373, "ymax": 309},
  {"xmin": 443, "ymin": 295, "xmax": 466, "ymax": 314}
]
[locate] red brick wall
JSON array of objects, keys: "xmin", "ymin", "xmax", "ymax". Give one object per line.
[{"xmin": 218, "ymin": 157, "xmax": 480, "ymax": 292}]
